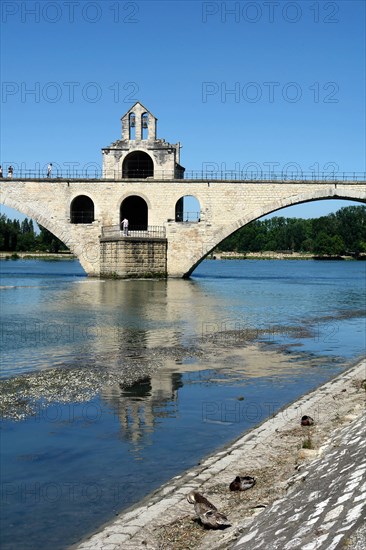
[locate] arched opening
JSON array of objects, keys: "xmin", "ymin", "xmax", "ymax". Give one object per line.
[
  {"xmin": 182, "ymin": 198, "xmax": 366, "ymax": 278},
  {"xmin": 141, "ymin": 113, "xmax": 149, "ymax": 140},
  {"xmin": 175, "ymin": 195, "xmax": 201, "ymax": 222},
  {"xmin": 70, "ymin": 196, "xmax": 94, "ymax": 224},
  {"xmin": 122, "ymin": 151, "xmax": 154, "ymax": 179},
  {"xmin": 129, "ymin": 113, "xmax": 136, "ymax": 140},
  {"xmin": 120, "ymin": 195, "xmax": 148, "ymax": 230},
  {"xmin": 211, "ymin": 200, "xmax": 366, "ymax": 259}
]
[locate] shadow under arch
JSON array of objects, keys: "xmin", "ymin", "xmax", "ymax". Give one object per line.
[
  {"xmin": 122, "ymin": 151, "xmax": 154, "ymax": 179},
  {"xmin": 120, "ymin": 195, "xmax": 148, "ymax": 229}
]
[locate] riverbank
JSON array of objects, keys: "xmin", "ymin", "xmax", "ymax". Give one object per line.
[
  {"xmin": 0, "ymin": 252, "xmax": 75, "ymax": 260},
  {"xmin": 1, "ymin": 251, "xmax": 364, "ymax": 263},
  {"xmin": 213, "ymin": 251, "xmax": 364, "ymax": 261},
  {"xmin": 74, "ymin": 359, "xmax": 366, "ymax": 550}
]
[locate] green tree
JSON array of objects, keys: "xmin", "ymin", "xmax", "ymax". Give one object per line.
[
  {"xmin": 36, "ymin": 225, "xmax": 68, "ymax": 253},
  {"xmin": 335, "ymin": 206, "xmax": 366, "ymax": 256}
]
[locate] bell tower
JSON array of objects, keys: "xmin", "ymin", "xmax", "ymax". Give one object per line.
[
  {"xmin": 121, "ymin": 102, "xmax": 157, "ymax": 141},
  {"xmin": 102, "ymin": 101, "xmax": 185, "ymax": 180}
]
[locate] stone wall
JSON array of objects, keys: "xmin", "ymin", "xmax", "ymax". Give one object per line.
[{"xmin": 100, "ymin": 237, "xmax": 167, "ymax": 278}]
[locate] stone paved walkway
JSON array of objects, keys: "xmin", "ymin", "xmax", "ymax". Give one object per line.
[{"xmin": 233, "ymin": 411, "xmax": 366, "ymax": 550}]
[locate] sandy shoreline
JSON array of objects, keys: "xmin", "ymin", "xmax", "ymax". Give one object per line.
[{"xmin": 73, "ymin": 358, "xmax": 366, "ymax": 550}]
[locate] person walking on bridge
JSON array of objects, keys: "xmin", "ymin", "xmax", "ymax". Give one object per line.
[{"xmin": 47, "ymin": 163, "xmax": 53, "ymax": 178}]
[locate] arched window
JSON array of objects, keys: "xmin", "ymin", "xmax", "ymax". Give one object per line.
[
  {"xmin": 122, "ymin": 151, "xmax": 154, "ymax": 179},
  {"xmin": 129, "ymin": 113, "xmax": 136, "ymax": 140},
  {"xmin": 175, "ymin": 195, "xmax": 200, "ymax": 222},
  {"xmin": 141, "ymin": 113, "xmax": 149, "ymax": 140},
  {"xmin": 70, "ymin": 196, "xmax": 94, "ymax": 224},
  {"xmin": 120, "ymin": 195, "xmax": 148, "ymax": 230}
]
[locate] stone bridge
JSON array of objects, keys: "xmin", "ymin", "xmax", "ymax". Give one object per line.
[
  {"xmin": 1, "ymin": 177, "xmax": 365, "ymax": 278},
  {"xmin": 2, "ymin": 103, "xmax": 365, "ymax": 277}
]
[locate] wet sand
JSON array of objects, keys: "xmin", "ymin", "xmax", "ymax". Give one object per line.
[{"xmin": 73, "ymin": 358, "xmax": 366, "ymax": 550}]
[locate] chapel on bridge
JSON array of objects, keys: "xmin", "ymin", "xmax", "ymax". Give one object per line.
[{"xmin": 102, "ymin": 102, "xmax": 185, "ymax": 180}]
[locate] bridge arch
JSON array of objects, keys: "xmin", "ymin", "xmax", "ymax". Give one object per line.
[
  {"xmin": 70, "ymin": 195, "xmax": 95, "ymax": 224},
  {"xmin": 122, "ymin": 151, "xmax": 154, "ymax": 179},
  {"xmin": 183, "ymin": 188, "xmax": 366, "ymax": 277},
  {"xmin": 0, "ymin": 195, "xmax": 69, "ymax": 244},
  {"xmin": 0, "ymin": 193, "xmax": 101, "ymax": 276},
  {"xmin": 120, "ymin": 195, "xmax": 149, "ymax": 229}
]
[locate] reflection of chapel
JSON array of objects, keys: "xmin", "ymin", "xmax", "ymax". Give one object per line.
[{"xmin": 102, "ymin": 102, "xmax": 185, "ymax": 180}]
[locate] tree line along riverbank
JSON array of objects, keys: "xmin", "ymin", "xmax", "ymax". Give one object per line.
[{"xmin": 217, "ymin": 206, "xmax": 366, "ymax": 258}]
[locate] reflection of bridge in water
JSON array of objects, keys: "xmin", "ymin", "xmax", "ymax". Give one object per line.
[
  {"xmin": 99, "ymin": 340, "xmax": 317, "ymax": 450},
  {"xmin": 1, "ymin": 101, "xmax": 365, "ymax": 278},
  {"xmin": 101, "ymin": 368, "xmax": 184, "ymax": 447}
]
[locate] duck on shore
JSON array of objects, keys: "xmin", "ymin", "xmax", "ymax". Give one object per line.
[
  {"xmin": 187, "ymin": 491, "xmax": 230, "ymax": 529},
  {"xmin": 229, "ymin": 475, "xmax": 256, "ymax": 491},
  {"xmin": 301, "ymin": 415, "xmax": 314, "ymax": 426}
]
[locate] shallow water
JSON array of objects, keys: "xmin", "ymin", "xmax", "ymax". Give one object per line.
[{"xmin": 0, "ymin": 258, "xmax": 365, "ymax": 549}]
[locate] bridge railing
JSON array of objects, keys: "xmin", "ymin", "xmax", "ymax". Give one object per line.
[
  {"xmin": 2, "ymin": 168, "xmax": 366, "ymax": 182},
  {"xmin": 175, "ymin": 211, "xmax": 201, "ymax": 222},
  {"xmin": 182, "ymin": 171, "xmax": 366, "ymax": 182},
  {"xmin": 70, "ymin": 211, "xmax": 94, "ymax": 224},
  {"xmin": 101, "ymin": 225, "xmax": 167, "ymax": 239}
]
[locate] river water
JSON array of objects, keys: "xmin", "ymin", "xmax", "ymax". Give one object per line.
[{"xmin": 0, "ymin": 258, "xmax": 365, "ymax": 549}]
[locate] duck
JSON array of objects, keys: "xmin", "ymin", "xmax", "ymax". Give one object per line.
[
  {"xmin": 187, "ymin": 491, "xmax": 230, "ymax": 529},
  {"xmin": 229, "ymin": 475, "xmax": 256, "ymax": 491},
  {"xmin": 301, "ymin": 415, "xmax": 314, "ymax": 426}
]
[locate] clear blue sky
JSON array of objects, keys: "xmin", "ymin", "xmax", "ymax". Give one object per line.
[{"xmin": 1, "ymin": 0, "xmax": 365, "ymax": 221}]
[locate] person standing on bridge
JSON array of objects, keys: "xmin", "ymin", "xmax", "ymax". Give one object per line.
[
  {"xmin": 47, "ymin": 163, "xmax": 53, "ymax": 178},
  {"xmin": 121, "ymin": 218, "xmax": 129, "ymax": 236},
  {"xmin": 0, "ymin": 165, "xmax": 3, "ymax": 178},
  {"xmin": 7, "ymin": 166, "xmax": 13, "ymax": 179}
]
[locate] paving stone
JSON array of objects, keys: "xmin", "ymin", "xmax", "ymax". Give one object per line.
[{"xmin": 233, "ymin": 412, "xmax": 366, "ymax": 550}]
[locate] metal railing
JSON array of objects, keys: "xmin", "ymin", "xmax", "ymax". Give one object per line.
[
  {"xmin": 1, "ymin": 169, "xmax": 365, "ymax": 182},
  {"xmin": 70, "ymin": 211, "xmax": 94, "ymax": 224},
  {"xmin": 175, "ymin": 211, "xmax": 201, "ymax": 222},
  {"xmin": 101, "ymin": 225, "xmax": 166, "ymax": 239},
  {"xmin": 181, "ymin": 170, "xmax": 366, "ymax": 182},
  {"xmin": 2, "ymin": 169, "xmax": 103, "ymax": 180}
]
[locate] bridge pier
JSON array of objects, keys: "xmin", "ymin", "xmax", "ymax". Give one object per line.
[{"xmin": 100, "ymin": 236, "xmax": 167, "ymax": 278}]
